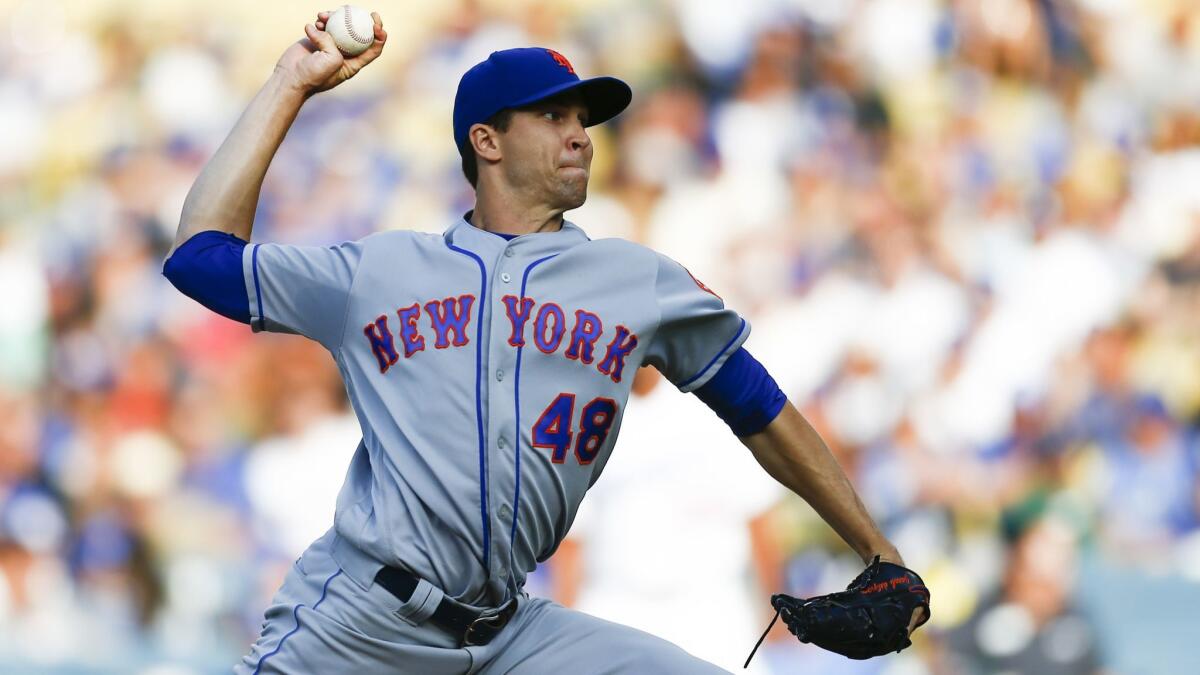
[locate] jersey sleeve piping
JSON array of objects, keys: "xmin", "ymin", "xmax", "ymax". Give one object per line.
[
  {"xmin": 250, "ymin": 243, "xmax": 265, "ymax": 332},
  {"xmin": 676, "ymin": 316, "xmax": 749, "ymax": 392}
]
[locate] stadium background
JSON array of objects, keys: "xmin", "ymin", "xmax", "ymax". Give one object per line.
[{"xmin": 0, "ymin": 0, "xmax": 1198, "ymax": 672}]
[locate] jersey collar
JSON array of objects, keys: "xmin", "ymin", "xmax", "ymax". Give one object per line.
[{"xmin": 444, "ymin": 211, "xmax": 591, "ymax": 258}]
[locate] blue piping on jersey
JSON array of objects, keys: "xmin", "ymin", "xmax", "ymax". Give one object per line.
[
  {"xmin": 678, "ymin": 317, "xmax": 748, "ymax": 389},
  {"xmin": 447, "ymin": 243, "xmax": 492, "ymax": 572},
  {"xmin": 252, "ymin": 568, "xmax": 341, "ymax": 674},
  {"xmin": 511, "ymin": 254, "xmax": 558, "ymax": 582},
  {"xmin": 251, "ymin": 243, "xmax": 265, "ymax": 331}
]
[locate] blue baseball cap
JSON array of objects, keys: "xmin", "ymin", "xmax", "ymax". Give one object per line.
[{"xmin": 453, "ymin": 47, "xmax": 632, "ymax": 155}]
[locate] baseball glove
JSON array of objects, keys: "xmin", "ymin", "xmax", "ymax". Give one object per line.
[{"xmin": 744, "ymin": 556, "xmax": 930, "ymax": 666}]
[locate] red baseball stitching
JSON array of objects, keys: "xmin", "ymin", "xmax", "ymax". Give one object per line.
[{"xmin": 342, "ymin": 5, "xmax": 372, "ymax": 45}]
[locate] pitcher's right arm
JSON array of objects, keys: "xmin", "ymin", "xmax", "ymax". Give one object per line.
[{"xmin": 169, "ymin": 11, "xmax": 387, "ymax": 255}]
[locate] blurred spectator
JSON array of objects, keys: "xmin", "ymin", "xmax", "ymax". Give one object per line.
[{"xmin": 939, "ymin": 514, "xmax": 1104, "ymax": 675}]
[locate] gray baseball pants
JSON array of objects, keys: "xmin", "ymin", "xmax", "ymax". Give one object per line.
[{"xmin": 235, "ymin": 531, "xmax": 729, "ymax": 674}]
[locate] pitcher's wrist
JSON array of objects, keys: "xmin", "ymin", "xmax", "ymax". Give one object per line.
[
  {"xmin": 270, "ymin": 66, "xmax": 317, "ymax": 101},
  {"xmin": 864, "ymin": 544, "xmax": 903, "ymax": 567}
]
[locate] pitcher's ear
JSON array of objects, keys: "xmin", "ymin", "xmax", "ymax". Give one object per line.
[{"xmin": 469, "ymin": 124, "xmax": 503, "ymax": 162}]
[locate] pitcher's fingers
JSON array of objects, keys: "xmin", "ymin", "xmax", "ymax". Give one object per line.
[
  {"xmin": 348, "ymin": 32, "xmax": 386, "ymax": 66},
  {"xmin": 347, "ymin": 20, "xmax": 386, "ymax": 65},
  {"xmin": 303, "ymin": 23, "xmax": 338, "ymax": 56},
  {"xmin": 370, "ymin": 12, "xmax": 385, "ymax": 42}
]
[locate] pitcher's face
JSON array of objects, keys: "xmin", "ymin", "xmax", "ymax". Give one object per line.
[{"xmin": 497, "ymin": 93, "xmax": 593, "ymax": 211}]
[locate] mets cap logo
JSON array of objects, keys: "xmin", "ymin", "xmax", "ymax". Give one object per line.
[{"xmin": 546, "ymin": 49, "xmax": 576, "ymax": 75}]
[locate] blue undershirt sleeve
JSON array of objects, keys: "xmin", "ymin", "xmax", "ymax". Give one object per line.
[
  {"xmin": 162, "ymin": 230, "xmax": 251, "ymax": 324},
  {"xmin": 692, "ymin": 347, "xmax": 788, "ymax": 437}
]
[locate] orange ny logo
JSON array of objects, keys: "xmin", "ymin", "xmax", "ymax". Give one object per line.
[{"xmin": 546, "ymin": 49, "xmax": 575, "ymax": 75}]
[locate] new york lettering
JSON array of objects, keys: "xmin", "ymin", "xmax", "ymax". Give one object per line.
[{"xmin": 363, "ymin": 294, "xmax": 638, "ymax": 382}]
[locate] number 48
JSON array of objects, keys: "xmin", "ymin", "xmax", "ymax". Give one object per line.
[{"xmin": 532, "ymin": 393, "xmax": 618, "ymax": 465}]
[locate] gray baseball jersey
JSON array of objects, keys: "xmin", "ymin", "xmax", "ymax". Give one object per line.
[{"xmin": 241, "ymin": 213, "xmax": 749, "ymax": 609}]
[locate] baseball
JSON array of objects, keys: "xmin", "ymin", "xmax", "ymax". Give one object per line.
[{"xmin": 325, "ymin": 5, "xmax": 374, "ymax": 56}]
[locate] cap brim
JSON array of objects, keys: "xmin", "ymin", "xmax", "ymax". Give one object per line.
[{"xmin": 507, "ymin": 76, "xmax": 632, "ymax": 127}]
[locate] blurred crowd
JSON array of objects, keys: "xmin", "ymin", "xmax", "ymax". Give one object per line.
[{"xmin": 1, "ymin": 0, "xmax": 1198, "ymax": 672}]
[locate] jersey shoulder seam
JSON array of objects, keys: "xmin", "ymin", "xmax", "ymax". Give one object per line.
[
  {"xmin": 649, "ymin": 246, "xmax": 664, "ymax": 336},
  {"xmin": 332, "ymin": 233, "xmax": 385, "ymax": 353}
]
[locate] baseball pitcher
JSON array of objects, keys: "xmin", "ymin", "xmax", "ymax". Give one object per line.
[{"xmin": 163, "ymin": 10, "xmax": 929, "ymax": 673}]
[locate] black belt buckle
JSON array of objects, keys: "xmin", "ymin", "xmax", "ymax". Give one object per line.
[{"xmin": 462, "ymin": 598, "xmax": 517, "ymax": 647}]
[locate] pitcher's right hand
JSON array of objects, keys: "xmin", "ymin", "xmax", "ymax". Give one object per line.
[{"xmin": 275, "ymin": 10, "xmax": 387, "ymax": 97}]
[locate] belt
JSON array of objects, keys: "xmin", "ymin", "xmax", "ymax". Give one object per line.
[{"xmin": 374, "ymin": 566, "xmax": 518, "ymax": 647}]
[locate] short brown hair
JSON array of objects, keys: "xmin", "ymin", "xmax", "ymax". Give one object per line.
[{"xmin": 461, "ymin": 108, "xmax": 515, "ymax": 188}]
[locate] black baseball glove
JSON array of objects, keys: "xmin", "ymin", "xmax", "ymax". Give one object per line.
[{"xmin": 745, "ymin": 556, "xmax": 930, "ymax": 666}]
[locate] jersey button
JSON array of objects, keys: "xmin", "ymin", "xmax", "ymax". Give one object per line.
[
  {"xmin": 499, "ymin": 504, "xmax": 512, "ymax": 518},
  {"xmin": 504, "ymin": 248, "xmax": 515, "ymax": 258},
  {"xmin": 497, "ymin": 437, "xmax": 507, "ymax": 449},
  {"xmin": 500, "ymin": 272, "xmax": 512, "ymax": 283},
  {"xmin": 496, "ymin": 369, "xmax": 504, "ymax": 381}
]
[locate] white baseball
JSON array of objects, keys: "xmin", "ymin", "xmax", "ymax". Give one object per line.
[{"xmin": 325, "ymin": 5, "xmax": 374, "ymax": 57}]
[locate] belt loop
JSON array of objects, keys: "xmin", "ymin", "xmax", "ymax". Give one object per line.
[{"xmin": 394, "ymin": 578, "xmax": 445, "ymax": 626}]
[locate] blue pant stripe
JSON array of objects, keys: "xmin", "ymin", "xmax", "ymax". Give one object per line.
[{"xmin": 252, "ymin": 569, "xmax": 343, "ymax": 675}]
